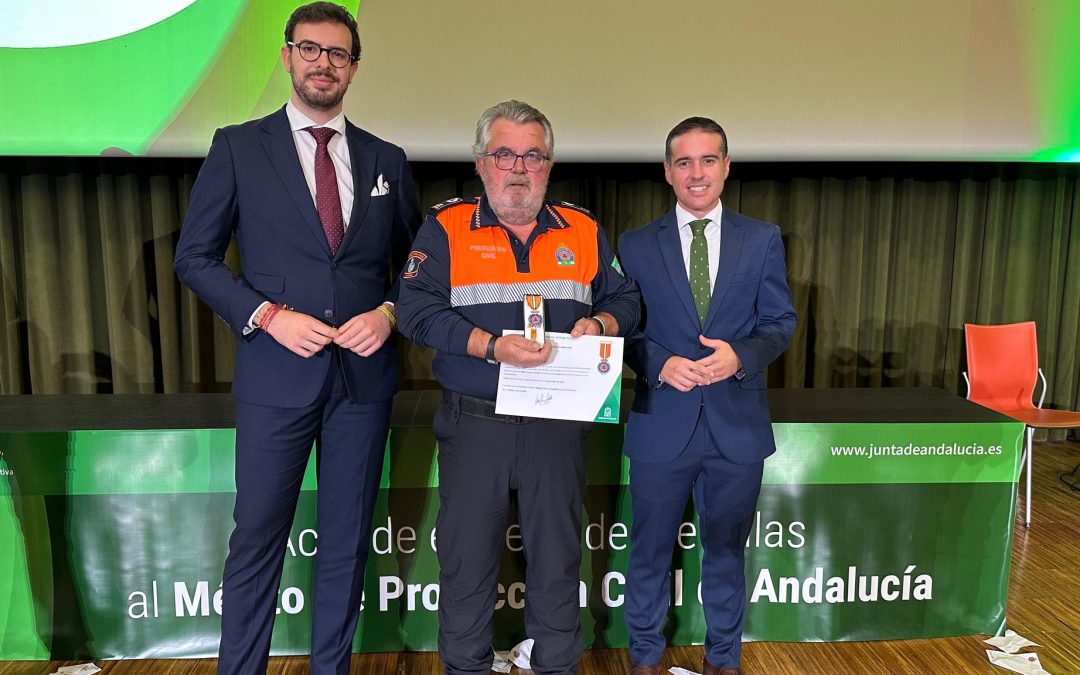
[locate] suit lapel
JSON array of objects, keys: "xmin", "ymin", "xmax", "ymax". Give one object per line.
[
  {"xmin": 657, "ymin": 213, "xmax": 700, "ymax": 329},
  {"xmin": 260, "ymin": 107, "xmax": 332, "ymax": 258},
  {"xmin": 703, "ymin": 209, "xmax": 744, "ymax": 329},
  {"xmin": 338, "ymin": 122, "xmax": 375, "ymax": 257}
]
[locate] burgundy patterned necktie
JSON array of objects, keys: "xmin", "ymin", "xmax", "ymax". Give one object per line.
[{"xmin": 304, "ymin": 126, "xmax": 345, "ymax": 254}]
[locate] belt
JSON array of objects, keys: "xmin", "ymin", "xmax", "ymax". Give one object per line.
[{"xmin": 442, "ymin": 390, "xmax": 531, "ymax": 424}]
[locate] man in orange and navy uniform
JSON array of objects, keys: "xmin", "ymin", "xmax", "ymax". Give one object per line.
[{"xmin": 397, "ymin": 100, "xmax": 639, "ymax": 675}]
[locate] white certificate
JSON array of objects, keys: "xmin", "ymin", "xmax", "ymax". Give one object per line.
[{"xmin": 495, "ymin": 331, "xmax": 623, "ymax": 423}]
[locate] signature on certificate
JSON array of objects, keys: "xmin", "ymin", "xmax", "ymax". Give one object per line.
[{"xmin": 534, "ymin": 392, "xmax": 554, "ymax": 406}]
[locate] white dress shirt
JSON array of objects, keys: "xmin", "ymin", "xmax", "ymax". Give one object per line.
[
  {"xmin": 676, "ymin": 200, "xmax": 723, "ymax": 287},
  {"xmin": 247, "ymin": 104, "xmax": 358, "ymax": 333},
  {"xmin": 285, "ymin": 101, "xmax": 354, "ymax": 229}
]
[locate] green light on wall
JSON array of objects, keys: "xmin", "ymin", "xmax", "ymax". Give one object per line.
[
  {"xmin": 1033, "ymin": 147, "xmax": 1080, "ymax": 162},
  {"xmin": 1027, "ymin": 4, "xmax": 1080, "ymax": 162}
]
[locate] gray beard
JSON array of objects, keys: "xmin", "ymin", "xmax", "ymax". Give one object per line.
[
  {"xmin": 487, "ymin": 179, "xmax": 548, "ymax": 227},
  {"xmin": 491, "ymin": 202, "xmax": 542, "ymax": 227}
]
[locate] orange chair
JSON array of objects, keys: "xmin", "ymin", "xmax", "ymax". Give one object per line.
[{"xmin": 964, "ymin": 321, "xmax": 1080, "ymax": 527}]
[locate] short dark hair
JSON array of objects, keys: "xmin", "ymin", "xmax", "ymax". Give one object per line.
[
  {"xmin": 665, "ymin": 116, "xmax": 728, "ymax": 162},
  {"xmin": 285, "ymin": 2, "xmax": 361, "ymax": 58}
]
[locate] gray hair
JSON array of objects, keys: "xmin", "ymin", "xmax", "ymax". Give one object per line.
[{"xmin": 472, "ymin": 100, "xmax": 555, "ymax": 159}]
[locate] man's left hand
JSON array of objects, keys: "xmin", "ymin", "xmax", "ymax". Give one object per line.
[
  {"xmin": 334, "ymin": 308, "xmax": 393, "ymax": 356},
  {"xmin": 570, "ymin": 317, "xmax": 600, "ymax": 337},
  {"xmin": 695, "ymin": 334, "xmax": 741, "ymax": 382},
  {"xmin": 569, "ymin": 312, "xmax": 618, "ymax": 338}
]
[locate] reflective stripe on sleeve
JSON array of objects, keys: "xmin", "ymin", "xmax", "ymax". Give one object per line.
[{"xmin": 450, "ymin": 279, "xmax": 592, "ymax": 308}]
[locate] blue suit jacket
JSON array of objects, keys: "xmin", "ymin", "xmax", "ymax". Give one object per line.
[
  {"xmin": 174, "ymin": 106, "xmax": 420, "ymax": 407},
  {"xmin": 618, "ymin": 207, "xmax": 796, "ymax": 464}
]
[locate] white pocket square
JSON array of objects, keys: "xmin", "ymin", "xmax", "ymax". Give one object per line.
[{"xmin": 371, "ymin": 174, "xmax": 389, "ymax": 196}]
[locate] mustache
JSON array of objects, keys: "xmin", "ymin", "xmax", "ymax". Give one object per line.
[
  {"xmin": 505, "ymin": 175, "xmax": 530, "ymax": 187},
  {"xmin": 305, "ymin": 69, "xmax": 339, "ymax": 82}
]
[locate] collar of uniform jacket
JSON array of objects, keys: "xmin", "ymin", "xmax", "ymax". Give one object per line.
[{"xmin": 470, "ymin": 193, "xmax": 571, "ymax": 232}]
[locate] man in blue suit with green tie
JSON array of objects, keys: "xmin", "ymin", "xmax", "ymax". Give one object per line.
[{"xmin": 618, "ymin": 118, "xmax": 796, "ymax": 675}]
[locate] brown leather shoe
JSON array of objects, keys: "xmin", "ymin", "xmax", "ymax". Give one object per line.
[
  {"xmin": 703, "ymin": 659, "xmax": 742, "ymax": 675},
  {"xmin": 630, "ymin": 666, "xmax": 661, "ymax": 675}
]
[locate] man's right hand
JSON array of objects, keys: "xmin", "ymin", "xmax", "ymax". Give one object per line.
[
  {"xmin": 265, "ymin": 309, "xmax": 338, "ymax": 358},
  {"xmin": 494, "ymin": 334, "xmax": 553, "ymax": 368},
  {"xmin": 659, "ymin": 356, "xmax": 714, "ymax": 392}
]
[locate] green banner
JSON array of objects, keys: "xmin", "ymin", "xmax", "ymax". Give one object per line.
[
  {"xmin": 768, "ymin": 422, "xmax": 1023, "ymax": 485},
  {"xmin": 0, "ymin": 419, "xmax": 1023, "ymax": 659}
]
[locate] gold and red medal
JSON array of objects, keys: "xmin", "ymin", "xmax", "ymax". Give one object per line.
[
  {"xmin": 524, "ymin": 294, "xmax": 545, "ymax": 344},
  {"xmin": 598, "ymin": 340, "xmax": 612, "ymax": 373}
]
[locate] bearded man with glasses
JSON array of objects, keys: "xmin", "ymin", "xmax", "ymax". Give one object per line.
[
  {"xmin": 173, "ymin": 3, "xmax": 420, "ymax": 673},
  {"xmin": 397, "ymin": 100, "xmax": 640, "ymax": 675}
]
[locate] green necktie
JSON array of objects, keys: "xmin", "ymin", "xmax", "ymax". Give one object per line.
[{"xmin": 689, "ymin": 218, "xmax": 711, "ymax": 325}]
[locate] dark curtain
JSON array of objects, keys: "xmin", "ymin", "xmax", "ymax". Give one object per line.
[{"xmin": 2, "ymin": 158, "xmax": 1078, "ymax": 435}]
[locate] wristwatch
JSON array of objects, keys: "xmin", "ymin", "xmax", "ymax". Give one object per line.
[{"xmin": 485, "ymin": 335, "xmax": 499, "ymax": 365}]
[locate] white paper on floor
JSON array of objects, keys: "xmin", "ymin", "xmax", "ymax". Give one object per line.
[
  {"xmin": 51, "ymin": 665, "xmax": 101, "ymax": 675},
  {"xmin": 509, "ymin": 638, "xmax": 534, "ymax": 667},
  {"xmin": 492, "ymin": 638, "xmax": 535, "ymax": 672},
  {"xmin": 985, "ymin": 629, "xmax": 1041, "ymax": 654},
  {"xmin": 668, "ymin": 668, "xmax": 703, "ymax": 675},
  {"xmin": 986, "ymin": 649, "xmax": 1050, "ymax": 675},
  {"xmin": 491, "ymin": 650, "xmax": 513, "ymax": 674}
]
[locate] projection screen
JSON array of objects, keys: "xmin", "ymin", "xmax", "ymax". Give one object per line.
[{"xmin": 1, "ymin": 0, "xmax": 1078, "ymax": 161}]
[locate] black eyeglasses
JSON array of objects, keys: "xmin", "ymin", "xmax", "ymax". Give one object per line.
[
  {"xmin": 287, "ymin": 40, "xmax": 358, "ymax": 69},
  {"xmin": 479, "ymin": 150, "xmax": 550, "ymax": 172}
]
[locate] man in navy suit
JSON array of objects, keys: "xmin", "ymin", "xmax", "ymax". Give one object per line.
[
  {"xmin": 173, "ymin": 3, "xmax": 420, "ymax": 673},
  {"xmin": 618, "ymin": 118, "xmax": 796, "ymax": 675}
]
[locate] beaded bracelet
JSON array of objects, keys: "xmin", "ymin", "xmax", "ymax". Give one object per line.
[{"xmin": 258, "ymin": 303, "xmax": 286, "ymax": 331}]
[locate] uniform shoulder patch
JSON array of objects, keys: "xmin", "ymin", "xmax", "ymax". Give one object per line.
[
  {"xmin": 610, "ymin": 255, "xmax": 624, "ymax": 276},
  {"xmin": 551, "ymin": 200, "xmax": 596, "ymax": 220},
  {"xmin": 428, "ymin": 196, "xmax": 478, "ymax": 216},
  {"xmin": 402, "ymin": 250, "xmax": 428, "ymax": 279}
]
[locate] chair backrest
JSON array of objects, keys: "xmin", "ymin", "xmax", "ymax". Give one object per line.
[{"xmin": 964, "ymin": 321, "xmax": 1039, "ymax": 412}]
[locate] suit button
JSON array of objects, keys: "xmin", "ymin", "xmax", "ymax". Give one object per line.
[{"xmin": 324, "ymin": 310, "xmax": 334, "ymax": 318}]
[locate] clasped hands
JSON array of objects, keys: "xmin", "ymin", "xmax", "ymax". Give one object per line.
[
  {"xmin": 659, "ymin": 335, "xmax": 741, "ymax": 392},
  {"xmin": 264, "ymin": 307, "xmax": 392, "ymax": 358}
]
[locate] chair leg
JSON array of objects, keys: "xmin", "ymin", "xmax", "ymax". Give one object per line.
[
  {"xmin": 1024, "ymin": 426, "xmax": 1034, "ymax": 528},
  {"xmin": 1062, "ymin": 463, "xmax": 1080, "ymax": 491}
]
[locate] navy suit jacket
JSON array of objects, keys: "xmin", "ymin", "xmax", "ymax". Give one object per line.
[
  {"xmin": 174, "ymin": 106, "xmax": 420, "ymax": 408},
  {"xmin": 618, "ymin": 206, "xmax": 796, "ymax": 464}
]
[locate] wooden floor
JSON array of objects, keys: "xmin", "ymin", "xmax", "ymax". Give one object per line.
[{"xmin": 4, "ymin": 441, "xmax": 1078, "ymax": 675}]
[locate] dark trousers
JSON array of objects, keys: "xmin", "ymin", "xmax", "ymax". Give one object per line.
[
  {"xmin": 217, "ymin": 362, "xmax": 391, "ymax": 675},
  {"xmin": 434, "ymin": 391, "xmax": 590, "ymax": 675},
  {"xmin": 625, "ymin": 410, "xmax": 764, "ymax": 668}
]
